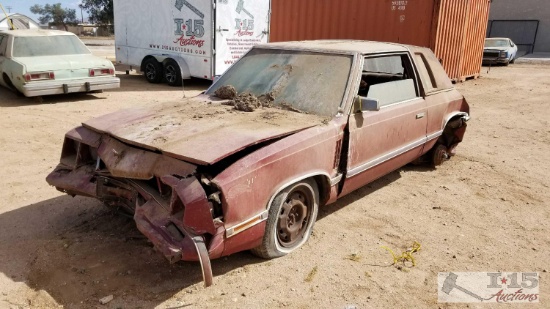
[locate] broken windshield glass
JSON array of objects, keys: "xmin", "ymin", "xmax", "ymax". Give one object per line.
[{"xmin": 207, "ymin": 48, "xmax": 353, "ymax": 117}]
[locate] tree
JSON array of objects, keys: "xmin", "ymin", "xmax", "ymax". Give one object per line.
[
  {"xmin": 80, "ymin": 0, "xmax": 113, "ymax": 24},
  {"xmin": 30, "ymin": 3, "xmax": 78, "ymax": 31}
]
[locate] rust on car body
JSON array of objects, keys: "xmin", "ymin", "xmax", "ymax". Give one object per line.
[{"xmin": 47, "ymin": 40, "xmax": 470, "ymax": 287}]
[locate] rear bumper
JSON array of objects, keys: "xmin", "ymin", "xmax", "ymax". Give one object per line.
[{"xmin": 21, "ymin": 76, "xmax": 120, "ymax": 97}]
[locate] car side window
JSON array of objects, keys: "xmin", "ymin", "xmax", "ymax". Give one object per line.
[
  {"xmin": 0, "ymin": 35, "xmax": 7, "ymax": 56},
  {"xmin": 414, "ymin": 53, "xmax": 437, "ymax": 94},
  {"xmin": 359, "ymin": 54, "xmax": 419, "ymax": 107}
]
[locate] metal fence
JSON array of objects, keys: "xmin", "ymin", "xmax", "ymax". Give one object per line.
[{"xmin": 487, "ymin": 20, "xmax": 539, "ymax": 56}]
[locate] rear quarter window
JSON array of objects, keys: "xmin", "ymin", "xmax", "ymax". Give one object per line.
[
  {"xmin": 414, "ymin": 53, "xmax": 437, "ymax": 94},
  {"xmin": 0, "ymin": 35, "xmax": 7, "ymax": 56}
]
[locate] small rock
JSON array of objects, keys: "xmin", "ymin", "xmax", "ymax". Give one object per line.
[
  {"xmin": 543, "ymin": 269, "xmax": 547, "ymax": 273},
  {"xmin": 291, "ymin": 288, "xmax": 296, "ymax": 292},
  {"xmin": 99, "ymin": 295, "xmax": 113, "ymax": 305},
  {"xmin": 452, "ymin": 255, "xmax": 457, "ymax": 259},
  {"xmin": 241, "ymin": 292, "xmax": 246, "ymax": 297},
  {"xmin": 232, "ymin": 298, "xmax": 238, "ymax": 302},
  {"xmin": 432, "ymin": 206, "xmax": 442, "ymax": 210}
]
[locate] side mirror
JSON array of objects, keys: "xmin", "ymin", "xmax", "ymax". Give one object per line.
[{"xmin": 354, "ymin": 96, "xmax": 380, "ymax": 113}]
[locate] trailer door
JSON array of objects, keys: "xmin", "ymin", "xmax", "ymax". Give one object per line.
[{"xmin": 214, "ymin": 0, "xmax": 270, "ymax": 76}]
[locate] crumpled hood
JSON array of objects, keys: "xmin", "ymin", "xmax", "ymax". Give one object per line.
[{"xmin": 83, "ymin": 95, "xmax": 327, "ymax": 165}]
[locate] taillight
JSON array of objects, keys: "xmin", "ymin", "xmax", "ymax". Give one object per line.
[
  {"xmin": 89, "ymin": 68, "xmax": 115, "ymax": 77},
  {"xmin": 24, "ymin": 71, "xmax": 55, "ymax": 82}
]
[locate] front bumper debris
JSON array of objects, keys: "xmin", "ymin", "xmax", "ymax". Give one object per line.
[{"xmin": 46, "ymin": 128, "xmax": 224, "ymax": 287}]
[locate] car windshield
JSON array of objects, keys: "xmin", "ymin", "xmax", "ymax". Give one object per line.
[
  {"xmin": 12, "ymin": 35, "xmax": 91, "ymax": 57},
  {"xmin": 207, "ymin": 48, "xmax": 353, "ymax": 117},
  {"xmin": 485, "ymin": 39, "xmax": 510, "ymax": 48}
]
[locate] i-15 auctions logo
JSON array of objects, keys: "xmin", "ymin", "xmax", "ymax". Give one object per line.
[
  {"xmin": 234, "ymin": 0, "xmax": 254, "ymax": 36},
  {"xmin": 438, "ymin": 272, "xmax": 539, "ymax": 303},
  {"xmin": 173, "ymin": 0, "xmax": 206, "ymax": 47}
]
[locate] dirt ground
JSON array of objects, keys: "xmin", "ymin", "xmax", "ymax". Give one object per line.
[{"xmin": 0, "ymin": 63, "xmax": 549, "ymax": 309}]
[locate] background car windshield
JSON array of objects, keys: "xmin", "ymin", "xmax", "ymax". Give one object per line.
[
  {"xmin": 13, "ymin": 35, "xmax": 91, "ymax": 57},
  {"xmin": 484, "ymin": 39, "xmax": 509, "ymax": 48},
  {"xmin": 207, "ymin": 48, "xmax": 353, "ymax": 117}
]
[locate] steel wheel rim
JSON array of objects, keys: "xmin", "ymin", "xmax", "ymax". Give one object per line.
[
  {"xmin": 165, "ymin": 65, "xmax": 177, "ymax": 84},
  {"xmin": 277, "ymin": 186, "xmax": 314, "ymax": 248},
  {"xmin": 145, "ymin": 63, "xmax": 157, "ymax": 80},
  {"xmin": 434, "ymin": 145, "xmax": 448, "ymax": 166}
]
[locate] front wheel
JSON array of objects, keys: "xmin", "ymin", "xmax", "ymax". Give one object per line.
[{"xmin": 252, "ymin": 178, "xmax": 319, "ymax": 259}]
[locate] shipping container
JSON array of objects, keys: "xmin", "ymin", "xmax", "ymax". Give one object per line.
[{"xmin": 270, "ymin": 0, "xmax": 491, "ymax": 82}]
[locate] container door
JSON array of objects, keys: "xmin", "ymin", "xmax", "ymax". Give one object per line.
[{"xmin": 214, "ymin": 0, "xmax": 270, "ymax": 76}]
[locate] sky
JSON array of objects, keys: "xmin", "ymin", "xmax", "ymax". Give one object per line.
[{"xmin": 1, "ymin": 0, "xmax": 88, "ymax": 23}]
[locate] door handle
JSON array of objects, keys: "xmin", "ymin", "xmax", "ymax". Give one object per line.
[{"xmin": 416, "ymin": 113, "xmax": 425, "ymax": 119}]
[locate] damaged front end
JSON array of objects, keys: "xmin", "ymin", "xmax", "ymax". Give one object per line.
[{"xmin": 46, "ymin": 126, "xmax": 225, "ymax": 287}]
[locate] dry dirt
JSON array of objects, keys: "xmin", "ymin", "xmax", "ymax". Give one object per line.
[{"xmin": 0, "ymin": 63, "xmax": 549, "ymax": 309}]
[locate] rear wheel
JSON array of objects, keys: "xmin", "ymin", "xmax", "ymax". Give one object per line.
[
  {"xmin": 143, "ymin": 58, "xmax": 164, "ymax": 84},
  {"xmin": 252, "ymin": 179, "xmax": 319, "ymax": 259},
  {"xmin": 164, "ymin": 59, "xmax": 182, "ymax": 86}
]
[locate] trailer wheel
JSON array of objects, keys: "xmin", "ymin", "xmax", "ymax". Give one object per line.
[
  {"xmin": 164, "ymin": 59, "xmax": 182, "ymax": 86},
  {"xmin": 143, "ymin": 58, "xmax": 163, "ymax": 84}
]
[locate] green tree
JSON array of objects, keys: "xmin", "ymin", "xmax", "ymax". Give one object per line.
[
  {"xmin": 80, "ymin": 0, "xmax": 113, "ymax": 24},
  {"xmin": 30, "ymin": 3, "xmax": 78, "ymax": 31}
]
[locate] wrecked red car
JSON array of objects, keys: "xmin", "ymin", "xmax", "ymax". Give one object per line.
[{"xmin": 47, "ymin": 40, "xmax": 469, "ymax": 286}]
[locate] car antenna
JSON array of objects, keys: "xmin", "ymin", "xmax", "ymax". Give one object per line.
[{"xmin": 0, "ymin": 3, "xmax": 16, "ymax": 30}]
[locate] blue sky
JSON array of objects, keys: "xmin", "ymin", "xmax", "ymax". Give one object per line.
[{"xmin": 1, "ymin": 0, "xmax": 88, "ymax": 23}]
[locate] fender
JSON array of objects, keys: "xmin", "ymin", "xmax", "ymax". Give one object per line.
[{"xmin": 443, "ymin": 111, "xmax": 470, "ymax": 129}]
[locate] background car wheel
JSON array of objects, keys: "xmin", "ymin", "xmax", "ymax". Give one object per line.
[
  {"xmin": 164, "ymin": 59, "xmax": 182, "ymax": 86},
  {"xmin": 431, "ymin": 144, "xmax": 450, "ymax": 166},
  {"xmin": 251, "ymin": 178, "xmax": 319, "ymax": 259},
  {"xmin": 143, "ymin": 58, "xmax": 164, "ymax": 84}
]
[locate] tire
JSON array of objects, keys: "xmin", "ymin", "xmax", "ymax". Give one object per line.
[
  {"xmin": 143, "ymin": 58, "xmax": 164, "ymax": 84},
  {"xmin": 510, "ymin": 56, "xmax": 516, "ymax": 64},
  {"xmin": 431, "ymin": 144, "xmax": 449, "ymax": 166},
  {"xmin": 164, "ymin": 59, "xmax": 182, "ymax": 86},
  {"xmin": 252, "ymin": 178, "xmax": 319, "ymax": 259}
]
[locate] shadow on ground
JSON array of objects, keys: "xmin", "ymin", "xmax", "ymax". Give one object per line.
[
  {"xmin": 0, "ymin": 195, "xmax": 261, "ymax": 308},
  {"xmin": 0, "ymin": 160, "xmax": 434, "ymax": 307}
]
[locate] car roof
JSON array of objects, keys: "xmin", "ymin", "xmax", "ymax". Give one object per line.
[
  {"xmin": 255, "ymin": 40, "xmax": 410, "ymax": 55},
  {"xmin": 0, "ymin": 29, "xmax": 75, "ymax": 37}
]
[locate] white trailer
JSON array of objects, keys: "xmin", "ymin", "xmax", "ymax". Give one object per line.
[{"xmin": 114, "ymin": 0, "xmax": 270, "ymax": 85}]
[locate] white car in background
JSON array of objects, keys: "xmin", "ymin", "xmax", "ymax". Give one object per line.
[
  {"xmin": 483, "ymin": 37, "xmax": 518, "ymax": 66},
  {"xmin": 0, "ymin": 29, "xmax": 119, "ymax": 97}
]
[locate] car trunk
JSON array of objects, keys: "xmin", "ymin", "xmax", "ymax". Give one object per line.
[{"xmin": 13, "ymin": 54, "xmax": 110, "ymax": 80}]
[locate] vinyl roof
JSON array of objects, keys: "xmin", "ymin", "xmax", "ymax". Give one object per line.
[{"xmin": 256, "ymin": 40, "xmax": 410, "ymax": 54}]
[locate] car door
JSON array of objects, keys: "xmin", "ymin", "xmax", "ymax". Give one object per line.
[{"xmin": 340, "ymin": 53, "xmax": 428, "ymax": 196}]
